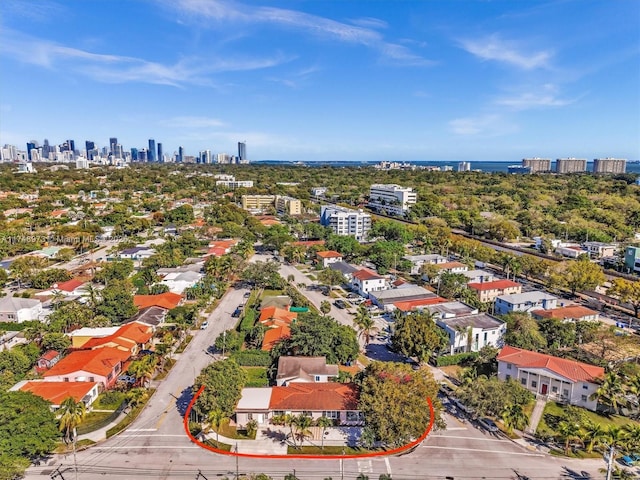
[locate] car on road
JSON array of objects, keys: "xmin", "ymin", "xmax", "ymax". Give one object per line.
[
  {"xmin": 478, "ymin": 417, "xmax": 499, "ymax": 433},
  {"xmin": 243, "ymin": 291, "xmax": 251, "ymax": 298},
  {"xmin": 334, "ymin": 299, "xmax": 347, "ymax": 309},
  {"xmin": 621, "ymin": 455, "xmax": 636, "ymax": 467},
  {"xmin": 200, "ymin": 321, "xmax": 209, "ymax": 330},
  {"xmin": 232, "ymin": 304, "xmax": 244, "ymax": 317}
]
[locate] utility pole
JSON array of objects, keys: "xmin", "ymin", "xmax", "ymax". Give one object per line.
[
  {"xmin": 195, "ymin": 470, "xmax": 209, "ymax": 480},
  {"xmin": 235, "ymin": 443, "xmax": 239, "ymax": 479},
  {"xmin": 50, "ymin": 465, "xmax": 67, "ymax": 480},
  {"xmin": 606, "ymin": 444, "xmax": 615, "ymax": 480}
]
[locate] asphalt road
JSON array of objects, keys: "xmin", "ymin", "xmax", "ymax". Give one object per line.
[{"xmin": 24, "ymin": 258, "xmax": 609, "ymax": 480}]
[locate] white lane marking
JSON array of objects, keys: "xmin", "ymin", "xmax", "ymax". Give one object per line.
[
  {"xmin": 357, "ymin": 459, "xmax": 373, "ymax": 473},
  {"xmin": 385, "ymin": 457, "xmax": 392, "ymax": 476},
  {"xmin": 431, "ymin": 435, "xmax": 511, "ymax": 442},
  {"xmin": 444, "ymin": 427, "xmax": 468, "ymax": 431},
  {"xmin": 117, "ymin": 434, "xmax": 186, "ymax": 437},
  {"xmin": 128, "ymin": 428, "xmax": 158, "ymax": 432},
  {"xmin": 422, "ymin": 445, "xmax": 544, "ymax": 457}
]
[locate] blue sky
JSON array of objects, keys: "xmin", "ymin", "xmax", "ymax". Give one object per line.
[{"xmin": 1, "ymin": 0, "xmax": 639, "ymax": 162}]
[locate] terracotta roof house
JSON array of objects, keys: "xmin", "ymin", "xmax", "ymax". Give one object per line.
[
  {"xmin": 52, "ymin": 278, "xmax": 87, "ymax": 295},
  {"xmin": 235, "ymin": 382, "xmax": 361, "ymax": 428},
  {"xmin": 206, "ymin": 239, "xmax": 239, "ymax": 257},
  {"xmin": 497, "ymin": 345, "xmax": 605, "ymax": 411},
  {"xmin": 259, "ymin": 306, "xmax": 297, "ymax": 327},
  {"xmin": 134, "ymin": 292, "xmax": 183, "ymax": 310},
  {"xmin": 316, "ymin": 250, "xmax": 343, "ymax": 268},
  {"xmin": 393, "ymin": 296, "xmax": 448, "ymax": 313},
  {"xmin": 275, "ymin": 356, "xmax": 339, "ymax": 386},
  {"xmin": 14, "ymin": 380, "xmax": 100, "ymax": 410},
  {"xmin": 350, "ymin": 268, "xmax": 387, "ymax": 297},
  {"xmin": 261, "ymin": 325, "xmax": 291, "ymax": 351},
  {"xmin": 467, "ymin": 279, "xmax": 522, "ymax": 303},
  {"xmin": 77, "ymin": 321, "xmax": 153, "ymax": 355},
  {"xmin": 532, "ymin": 305, "xmax": 599, "ymax": 323},
  {"xmin": 36, "ymin": 350, "xmax": 62, "ymax": 373},
  {"xmin": 44, "ymin": 347, "xmax": 130, "ymax": 389}
]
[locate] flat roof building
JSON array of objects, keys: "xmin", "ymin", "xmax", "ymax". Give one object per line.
[
  {"xmin": 593, "ymin": 158, "xmax": 626, "ymax": 174},
  {"xmin": 522, "ymin": 158, "xmax": 551, "ymax": 173},
  {"xmin": 368, "ymin": 184, "xmax": 417, "ymax": 217},
  {"xmin": 556, "ymin": 158, "xmax": 587, "ymax": 174}
]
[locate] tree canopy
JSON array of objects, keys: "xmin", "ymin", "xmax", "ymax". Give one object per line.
[
  {"xmin": 391, "ymin": 311, "xmax": 448, "ymax": 362},
  {"xmin": 193, "ymin": 359, "xmax": 247, "ymax": 418}
]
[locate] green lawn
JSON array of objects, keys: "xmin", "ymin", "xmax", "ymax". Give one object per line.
[
  {"xmin": 92, "ymin": 391, "xmax": 126, "ymax": 410},
  {"xmin": 263, "ymin": 289, "xmax": 284, "ymax": 297},
  {"xmin": 175, "ymin": 335, "xmax": 193, "ymax": 353},
  {"xmin": 154, "ymin": 358, "xmax": 176, "ymax": 381},
  {"xmin": 537, "ymin": 401, "xmax": 640, "ymax": 438},
  {"xmin": 239, "ymin": 308, "xmax": 256, "ymax": 331},
  {"xmin": 215, "ymin": 418, "xmax": 256, "ymax": 440},
  {"xmin": 243, "ymin": 366, "xmax": 269, "ymax": 387},
  {"xmin": 203, "ymin": 438, "xmax": 232, "ymax": 451}
]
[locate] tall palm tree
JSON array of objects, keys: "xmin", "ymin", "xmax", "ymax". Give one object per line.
[
  {"xmin": 557, "ymin": 420, "xmax": 582, "ymax": 455},
  {"xmin": 208, "ymin": 409, "xmax": 225, "ymax": 443},
  {"xmin": 315, "ymin": 416, "xmax": 333, "ymax": 451},
  {"xmin": 623, "ymin": 424, "xmax": 640, "ymax": 452},
  {"xmin": 354, "ymin": 312, "xmax": 379, "ymax": 348},
  {"xmin": 58, "ymin": 397, "xmax": 86, "ymax": 480},
  {"xmin": 126, "ymin": 388, "xmax": 149, "ymax": 410},
  {"xmin": 501, "ymin": 403, "xmax": 529, "ymax": 435},
  {"xmin": 591, "ymin": 372, "xmax": 626, "ymax": 414},
  {"xmin": 284, "ymin": 414, "xmax": 297, "ymax": 448},
  {"xmin": 293, "ymin": 414, "xmax": 313, "ymax": 448}
]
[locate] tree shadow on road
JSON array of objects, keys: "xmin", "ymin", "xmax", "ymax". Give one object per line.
[
  {"xmin": 176, "ymin": 386, "xmax": 194, "ymax": 417},
  {"xmin": 560, "ymin": 466, "xmax": 592, "ymax": 479}
]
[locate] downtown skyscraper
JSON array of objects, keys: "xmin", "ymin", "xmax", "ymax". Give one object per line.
[{"xmin": 148, "ymin": 139, "xmax": 156, "ymax": 162}]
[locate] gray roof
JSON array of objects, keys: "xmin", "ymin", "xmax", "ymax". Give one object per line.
[
  {"xmin": 236, "ymin": 388, "xmax": 273, "ymax": 411},
  {"xmin": 0, "ymin": 296, "xmax": 41, "ymax": 312},
  {"xmin": 127, "ymin": 306, "xmax": 167, "ymax": 326},
  {"xmin": 427, "ymin": 301, "xmax": 477, "ymax": 317},
  {"xmin": 276, "ymin": 356, "xmax": 339, "ymax": 382},
  {"xmin": 404, "ymin": 254, "xmax": 446, "ymax": 263},
  {"xmin": 439, "ymin": 313, "xmax": 505, "ymax": 330},
  {"xmin": 370, "ymin": 286, "xmax": 435, "ymax": 302},
  {"xmin": 329, "ymin": 261, "xmax": 359, "ymax": 275},
  {"xmin": 461, "ymin": 269, "xmax": 493, "ymax": 279},
  {"xmin": 497, "ymin": 291, "xmax": 557, "ymax": 304},
  {"xmin": 261, "ymin": 296, "xmax": 292, "ymax": 309}
]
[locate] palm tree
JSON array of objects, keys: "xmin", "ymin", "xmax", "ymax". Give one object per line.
[
  {"xmin": 126, "ymin": 388, "xmax": 149, "ymax": 410},
  {"xmin": 591, "ymin": 372, "xmax": 626, "ymax": 414},
  {"xmin": 624, "ymin": 424, "xmax": 640, "ymax": 452},
  {"xmin": 501, "ymin": 403, "xmax": 529, "ymax": 435},
  {"xmin": 58, "ymin": 397, "xmax": 86, "ymax": 480},
  {"xmin": 284, "ymin": 414, "xmax": 297, "ymax": 448},
  {"xmin": 353, "ymin": 310, "xmax": 379, "ymax": 348},
  {"xmin": 582, "ymin": 421, "xmax": 607, "ymax": 453},
  {"xmin": 128, "ymin": 355, "xmax": 157, "ymax": 388},
  {"xmin": 208, "ymin": 409, "xmax": 225, "ymax": 443},
  {"xmin": 557, "ymin": 420, "xmax": 582, "ymax": 455},
  {"xmin": 293, "ymin": 414, "xmax": 313, "ymax": 448},
  {"xmin": 316, "ymin": 416, "xmax": 333, "ymax": 451}
]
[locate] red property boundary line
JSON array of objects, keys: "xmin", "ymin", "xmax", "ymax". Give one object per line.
[{"xmin": 183, "ymin": 385, "xmax": 435, "ymax": 460}]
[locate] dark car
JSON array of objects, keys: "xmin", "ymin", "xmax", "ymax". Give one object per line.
[
  {"xmin": 232, "ymin": 306, "xmax": 242, "ymax": 317},
  {"xmin": 243, "ymin": 291, "xmax": 251, "ymax": 298},
  {"xmin": 334, "ymin": 299, "xmax": 347, "ymax": 309}
]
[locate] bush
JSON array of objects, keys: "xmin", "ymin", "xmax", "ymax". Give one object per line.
[
  {"xmin": 435, "ymin": 352, "xmax": 479, "ymax": 367},
  {"xmin": 230, "ymin": 350, "xmax": 271, "ymax": 366}
]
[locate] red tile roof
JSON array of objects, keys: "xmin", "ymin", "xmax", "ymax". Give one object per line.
[
  {"xmin": 44, "ymin": 347, "xmax": 130, "ymax": 378},
  {"xmin": 269, "ymin": 383, "xmax": 359, "ymax": 411},
  {"xmin": 532, "ymin": 305, "xmax": 598, "ymax": 320},
  {"xmin": 259, "ymin": 306, "xmax": 297, "ymax": 326},
  {"xmin": 393, "ymin": 297, "xmax": 448, "ymax": 312},
  {"xmin": 40, "ymin": 350, "xmax": 60, "ymax": 361},
  {"xmin": 79, "ymin": 322, "xmax": 153, "ymax": 352},
  {"xmin": 317, "ymin": 250, "xmax": 342, "ymax": 258},
  {"xmin": 261, "ymin": 325, "xmax": 291, "ymax": 351},
  {"xmin": 20, "ymin": 381, "xmax": 99, "ymax": 406},
  {"xmin": 468, "ymin": 279, "xmax": 521, "ymax": 291},
  {"xmin": 134, "ymin": 292, "xmax": 183, "ymax": 310},
  {"xmin": 497, "ymin": 345, "xmax": 604, "ymax": 383},
  {"xmin": 54, "ymin": 278, "xmax": 85, "ymax": 292},
  {"xmin": 352, "ymin": 268, "xmax": 383, "ymax": 281}
]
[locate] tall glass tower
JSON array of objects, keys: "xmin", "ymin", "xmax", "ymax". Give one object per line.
[
  {"xmin": 238, "ymin": 142, "xmax": 246, "ymax": 161},
  {"xmin": 157, "ymin": 143, "xmax": 163, "ymax": 163},
  {"xmin": 148, "ymin": 139, "xmax": 156, "ymax": 162}
]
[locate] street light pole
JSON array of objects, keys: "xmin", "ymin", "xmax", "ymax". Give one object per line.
[{"xmin": 606, "ymin": 444, "xmax": 615, "ymax": 480}]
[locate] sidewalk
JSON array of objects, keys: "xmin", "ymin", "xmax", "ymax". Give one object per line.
[{"xmin": 78, "ymin": 409, "xmax": 130, "ymax": 443}]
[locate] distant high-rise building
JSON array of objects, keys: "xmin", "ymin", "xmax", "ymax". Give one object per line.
[
  {"xmin": 131, "ymin": 148, "xmax": 138, "ymax": 161},
  {"xmin": 157, "ymin": 143, "xmax": 163, "ymax": 163},
  {"xmin": 556, "ymin": 158, "xmax": 587, "ymax": 174},
  {"xmin": 320, "ymin": 205, "xmax": 371, "ymax": 242},
  {"xmin": 148, "ymin": 139, "xmax": 156, "ymax": 162},
  {"xmin": 238, "ymin": 142, "xmax": 246, "ymax": 161},
  {"xmin": 43, "ymin": 139, "xmax": 50, "ymax": 159},
  {"xmin": 109, "ymin": 137, "xmax": 118, "ymax": 155},
  {"xmin": 178, "ymin": 146, "xmax": 184, "ymax": 163},
  {"xmin": 139, "ymin": 149, "xmax": 148, "ymax": 162},
  {"xmin": 522, "ymin": 158, "xmax": 551, "ymax": 173},
  {"xmin": 26, "ymin": 142, "xmax": 36, "ymax": 161},
  {"xmin": 458, "ymin": 161, "xmax": 471, "ymax": 172},
  {"xmin": 593, "ymin": 158, "xmax": 626, "ymax": 174},
  {"xmin": 85, "ymin": 141, "xmax": 96, "ymax": 161},
  {"xmin": 368, "ymin": 184, "xmax": 417, "ymax": 216}
]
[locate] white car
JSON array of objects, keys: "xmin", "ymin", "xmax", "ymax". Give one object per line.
[{"xmin": 200, "ymin": 321, "xmax": 209, "ymax": 330}]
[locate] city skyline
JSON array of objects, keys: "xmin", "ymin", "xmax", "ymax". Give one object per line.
[{"xmin": 1, "ymin": 0, "xmax": 639, "ymax": 162}]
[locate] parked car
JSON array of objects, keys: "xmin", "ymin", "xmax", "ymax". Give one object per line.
[
  {"xmin": 334, "ymin": 299, "xmax": 347, "ymax": 309},
  {"xmin": 478, "ymin": 417, "xmax": 499, "ymax": 433},
  {"xmin": 232, "ymin": 307, "xmax": 242, "ymax": 317},
  {"xmin": 200, "ymin": 321, "xmax": 209, "ymax": 330},
  {"xmin": 243, "ymin": 291, "xmax": 251, "ymax": 298},
  {"xmin": 621, "ymin": 455, "xmax": 636, "ymax": 467}
]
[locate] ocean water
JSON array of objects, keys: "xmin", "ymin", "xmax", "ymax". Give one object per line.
[{"xmin": 254, "ymin": 159, "xmax": 640, "ymax": 174}]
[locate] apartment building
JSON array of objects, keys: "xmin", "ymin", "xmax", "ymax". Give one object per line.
[
  {"xmin": 555, "ymin": 158, "xmax": 587, "ymax": 174},
  {"xmin": 320, "ymin": 205, "xmax": 371, "ymax": 242},
  {"xmin": 275, "ymin": 196, "xmax": 302, "ymax": 215},
  {"xmin": 367, "ymin": 184, "xmax": 417, "ymax": 216},
  {"xmin": 522, "ymin": 158, "xmax": 551, "ymax": 173},
  {"xmin": 593, "ymin": 158, "xmax": 626, "ymax": 174},
  {"xmin": 241, "ymin": 195, "xmax": 275, "ymax": 212}
]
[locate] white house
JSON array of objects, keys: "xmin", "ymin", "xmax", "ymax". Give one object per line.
[
  {"xmin": 350, "ymin": 269, "xmax": 387, "ymax": 297},
  {"xmin": 461, "ymin": 269, "xmax": 495, "ymax": 284},
  {"xmin": 367, "ymin": 184, "xmax": 417, "ymax": 216},
  {"xmin": 316, "ymin": 251, "xmax": 343, "ymax": 268},
  {"xmin": 0, "ymin": 297, "xmax": 43, "ymax": 323},
  {"xmin": 437, "ymin": 313, "xmax": 506, "ymax": 355},
  {"xmin": 159, "ymin": 271, "xmax": 203, "ymax": 294},
  {"xmin": 494, "ymin": 291, "xmax": 558, "ymax": 316},
  {"xmin": 404, "ymin": 254, "xmax": 447, "ymax": 275},
  {"xmin": 497, "ymin": 345, "xmax": 604, "ymax": 411}
]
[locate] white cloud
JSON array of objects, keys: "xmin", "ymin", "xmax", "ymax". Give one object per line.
[
  {"xmin": 0, "ymin": 28, "xmax": 291, "ymax": 87},
  {"xmin": 495, "ymin": 84, "xmax": 575, "ymax": 110},
  {"xmin": 459, "ymin": 34, "xmax": 552, "ymax": 70},
  {"xmin": 449, "ymin": 114, "xmax": 516, "ymax": 136},
  {"xmin": 164, "ymin": 0, "xmax": 433, "ymax": 66}
]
